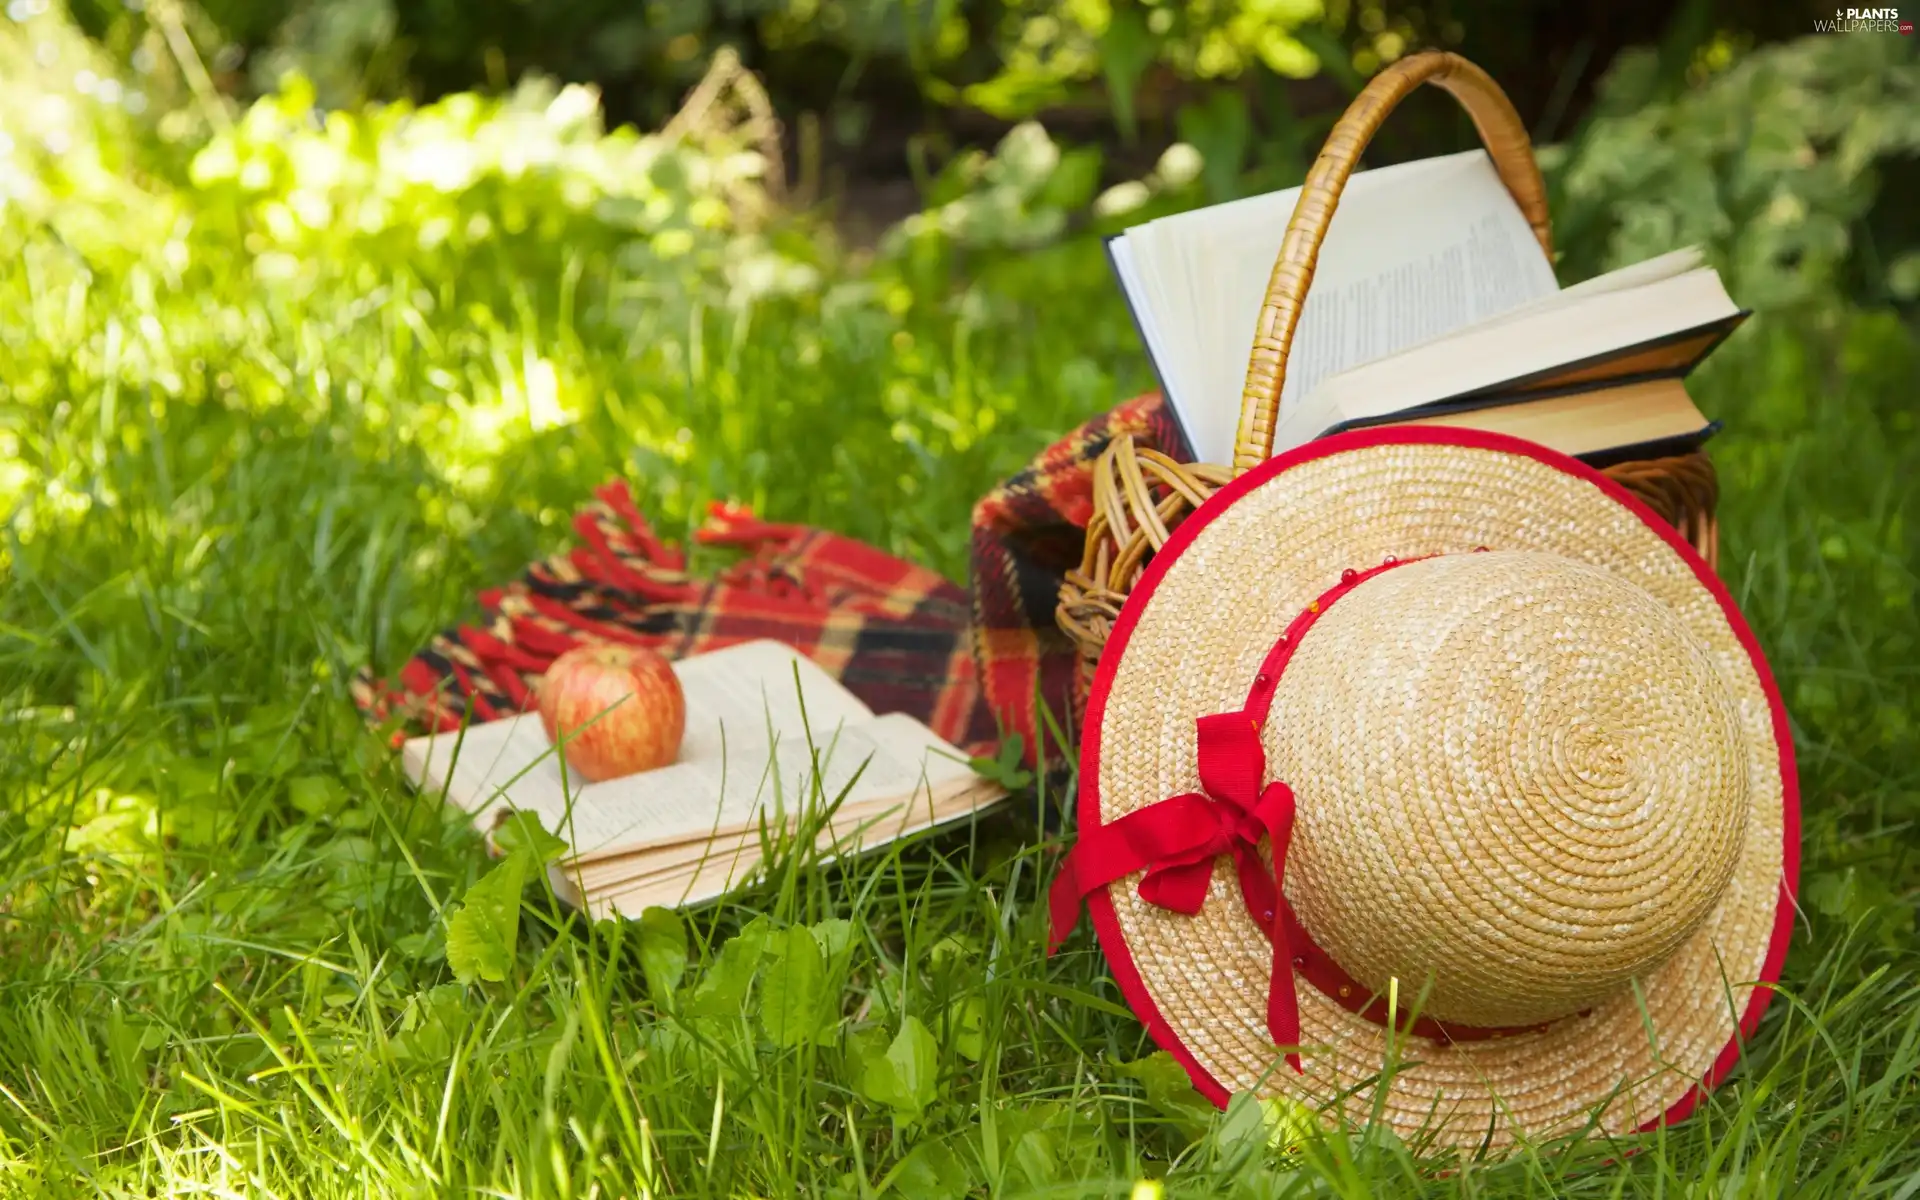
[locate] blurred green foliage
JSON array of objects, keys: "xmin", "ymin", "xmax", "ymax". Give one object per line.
[
  {"xmin": 49, "ymin": 0, "xmax": 1832, "ymax": 199},
  {"xmin": 1, "ymin": 7, "xmax": 823, "ymax": 539},
  {"xmin": 68, "ymin": 0, "xmax": 1336, "ymax": 113},
  {"xmin": 1545, "ymin": 31, "xmax": 1920, "ymax": 310}
]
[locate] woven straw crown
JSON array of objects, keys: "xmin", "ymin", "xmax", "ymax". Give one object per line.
[{"xmin": 1268, "ymin": 550, "xmax": 1750, "ymax": 1028}]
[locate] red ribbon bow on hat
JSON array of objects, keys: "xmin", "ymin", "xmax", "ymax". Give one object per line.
[
  {"xmin": 1046, "ymin": 555, "xmax": 1440, "ymax": 1072},
  {"xmin": 1048, "ymin": 711, "xmax": 1303, "ymax": 1073},
  {"xmin": 1049, "ymin": 552, "xmax": 1570, "ymax": 1068}
]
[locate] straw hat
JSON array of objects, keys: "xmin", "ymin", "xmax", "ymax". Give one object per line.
[{"xmin": 1049, "ymin": 427, "xmax": 1798, "ymax": 1152}]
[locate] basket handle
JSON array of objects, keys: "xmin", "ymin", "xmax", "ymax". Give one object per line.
[{"xmin": 1230, "ymin": 51, "xmax": 1553, "ymax": 476}]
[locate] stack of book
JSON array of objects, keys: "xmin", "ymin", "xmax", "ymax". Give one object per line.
[{"xmin": 1106, "ymin": 149, "xmax": 1746, "ymax": 468}]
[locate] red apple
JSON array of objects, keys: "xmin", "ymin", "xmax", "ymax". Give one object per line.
[{"xmin": 536, "ymin": 643, "xmax": 686, "ymax": 781}]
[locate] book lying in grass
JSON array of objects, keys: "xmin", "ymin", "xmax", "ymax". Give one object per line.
[
  {"xmin": 1107, "ymin": 149, "xmax": 1749, "ymax": 467},
  {"xmin": 401, "ymin": 640, "xmax": 1006, "ymax": 921}
]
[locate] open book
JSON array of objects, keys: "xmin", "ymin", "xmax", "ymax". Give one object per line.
[
  {"xmin": 401, "ymin": 640, "xmax": 1006, "ymax": 921},
  {"xmin": 1108, "ymin": 149, "xmax": 1748, "ymax": 467}
]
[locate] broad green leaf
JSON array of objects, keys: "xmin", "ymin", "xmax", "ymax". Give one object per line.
[
  {"xmin": 1117, "ymin": 1051, "xmax": 1215, "ymax": 1134},
  {"xmin": 880, "ymin": 1137, "xmax": 972, "ymax": 1199},
  {"xmin": 1261, "ymin": 1095, "xmax": 1320, "ymax": 1153},
  {"xmin": 393, "ymin": 928, "xmax": 446, "ymax": 964},
  {"xmin": 105, "ymin": 1005, "xmax": 165, "ymax": 1080},
  {"xmin": 759, "ymin": 924, "xmax": 828, "ymax": 1048},
  {"xmin": 858, "ymin": 1036, "xmax": 903, "ymax": 1112},
  {"xmin": 446, "ymin": 851, "xmax": 529, "ymax": 985},
  {"xmin": 991, "ymin": 1100, "xmax": 1086, "ymax": 1186},
  {"xmin": 928, "ymin": 933, "xmax": 978, "ymax": 967},
  {"xmin": 1037, "ymin": 146, "xmax": 1103, "ymax": 213},
  {"xmin": 860, "ymin": 1015, "xmax": 939, "ymax": 1121},
  {"xmin": 1804, "ymin": 868, "xmax": 1858, "ymax": 919},
  {"xmin": 394, "ymin": 984, "xmax": 470, "ymax": 1062},
  {"xmin": 1176, "ymin": 91, "xmax": 1252, "ymax": 204},
  {"xmin": 958, "ymin": 72, "xmax": 1074, "ymax": 123},
  {"xmin": 811, "ymin": 916, "xmax": 855, "ymax": 962},
  {"xmin": 636, "ymin": 906, "xmax": 688, "ymax": 1000},
  {"xmin": 969, "ymin": 734, "xmax": 1033, "ymax": 790},
  {"xmin": 845, "ymin": 1023, "xmax": 890, "ymax": 1086},
  {"xmin": 286, "ymin": 775, "xmax": 347, "ymax": 817},
  {"xmin": 492, "ymin": 810, "xmax": 568, "ymax": 864},
  {"xmin": 947, "ymin": 996, "xmax": 984, "ymax": 1062},
  {"xmin": 1210, "ymin": 1091, "xmax": 1269, "ymax": 1169},
  {"xmin": 1011, "ymin": 1128, "xmax": 1058, "ymax": 1189},
  {"xmin": 686, "ymin": 916, "xmax": 773, "ymax": 1016},
  {"xmin": 889, "ymin": 1017, "xmax": 938, "ymax": 1110}
]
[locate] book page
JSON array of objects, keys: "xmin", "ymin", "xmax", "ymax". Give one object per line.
[
  {"xmin": 401, "ymin": 712, "xmax": 569, "ymax": 829},
  {"xmin": 565, "ymin": 712, "xmax": 983, "ymax": 861},
  {"xmin": 1114, "ymin": 150, "xmax": 1560, "ymax": 465},
  {"xmin": 569, "ymin": 767, "xmax": 979, "ymax": 857},
  {"xmin": 400, "ymin": 639, "xmax": 879, "ymax": 843},
  {"xmin": 1550, "ymin": 246, "xmax": 1703, "ymax": 302},
  {"xmin": 1114, "ymin": 176, "xmax": 1319, "ymax": 461},
  {"xmin": 1200, "ymin": 152, "xmax": 1558, "ymax": 437},
  {"xmin": 1389, "ymin": 245, "xmax": 1707, "ymax": 343},
  {"xmin": 554, "ymin": 776, "xmax": 1004, "ymax": 918},
  {"xmin": 1108, "ymin": 240, "xmax": 1183, "ymax": 410},
  {"xmin": 569, "ymin": 776, "xmax": 995, "ymax": 889},
  {"xmin": 672, "ymin": 640, "xmax": 875, "ymax": 764}
]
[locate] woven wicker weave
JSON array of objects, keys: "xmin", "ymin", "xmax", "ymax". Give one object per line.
[{"xmin": 1057, "ymin": 51, "xmax": 1721, "ymax": 686}]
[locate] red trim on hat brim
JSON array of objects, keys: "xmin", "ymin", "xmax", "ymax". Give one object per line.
[{"xmin": 1075, "ymin": 424, "xmax": 1802, "ymax": 1133}]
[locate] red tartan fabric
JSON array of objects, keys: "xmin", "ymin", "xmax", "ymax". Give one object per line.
[
  {"xmin": 967, "ymin": 392, "xmax": 1186, "ymax": 764},
  {"xmin": 355, "ymin": 393, "xmax": 1184, "ymax": 773},
  {"xmin": 351, "ymin": 480, "xmax": 1002, "ymax": 756}
]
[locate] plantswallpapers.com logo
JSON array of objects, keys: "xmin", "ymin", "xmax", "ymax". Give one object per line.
[{"xmin": 1814, "ymin": 6, "xmax": 1914, "ymax": 31}]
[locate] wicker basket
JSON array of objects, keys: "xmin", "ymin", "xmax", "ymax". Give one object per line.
[{"xmin": 1056, "ymin": 51, "xmax": 1720, "ymax": 693}]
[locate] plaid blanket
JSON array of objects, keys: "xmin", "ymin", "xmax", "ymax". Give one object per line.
[
  {"xmin": 968, "ymin": 392, "xmax": 1183, "ymax": 762},
  {"xmin": 353, "ymin": 393, "xmax": 1181, "ymax": 769},
  {"xmin": 351, "ymin": 482, "xmax": 1000, "ymax": 753}
]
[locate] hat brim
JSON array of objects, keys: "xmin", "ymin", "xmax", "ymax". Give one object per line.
[{"xmin": 1079, "ymin": 426, "xmax": 1798, "ymax": 1150}]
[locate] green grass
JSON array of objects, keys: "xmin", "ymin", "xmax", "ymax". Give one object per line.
[{"xmin": 4, "ymin": 16, "xmax": 1920, "ymax": 1198}]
